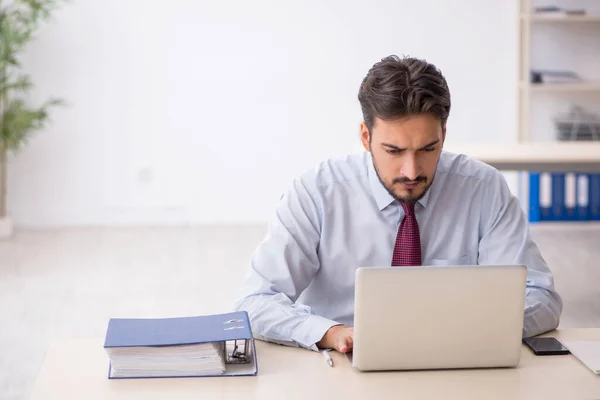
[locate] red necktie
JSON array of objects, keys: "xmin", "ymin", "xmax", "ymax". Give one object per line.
[{"xmin": 391, "ymin": 203, "xmax": 422, "ymax": 266}]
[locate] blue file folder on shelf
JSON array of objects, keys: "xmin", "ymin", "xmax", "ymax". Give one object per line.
[
  {"xmin": 103, "ymin": 311, "xmax": 258, "ymax": 379},
  {"xmin": 591, "ymin": 173, "xmax": 600, "ymax": 221},
  {"xmin": 551, "ymin": 173, "xmax": 565, "ymax": 221},
  {"xmin": 540, "ymin": 172, "xmax": 553, "ymax": 221},
  {"xmin": 563, "ymin": 173, "xmax": 577, "ymax": 221},
  {"xmin": 527, "ymin": 172, "xmax": 542, "ymax": 222},
  {"xmin": 577, "ymin": 173, "xmax": 590, "ymax": 221},
  {"xmin": 527, "ymin": 172, "xmax": 600, "ymax": 222}
]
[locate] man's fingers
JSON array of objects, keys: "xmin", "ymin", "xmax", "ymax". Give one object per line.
[
  {"xmin": 345, "ymin": 336, "xmax": 354, "ymax": 351},
  {"xmin": 339, "ymin": 337, "xmax": 349, "ymax": 353},
  {"xmin": 338, "ymin": 332, "xmax": 353, "ymax": 353},
  {"xmin": 344, "ymin": 329, "xmax": 354, "ymax": 350},
  {"xmin": 339, "ymin": 339, "xmax": 348, "ymax": 353}
]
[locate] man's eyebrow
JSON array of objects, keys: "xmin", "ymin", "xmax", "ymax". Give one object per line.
[
  {"xmin": 381, "ymin": 143, "xmax": 404, "ymax": 151},
  {"xmin": 419, "ymin": 139, "xmax": 440, "ymax": 149},
  {"xmin": 381, "ymin": 139, "xmax": 440, "ymax": 151}
]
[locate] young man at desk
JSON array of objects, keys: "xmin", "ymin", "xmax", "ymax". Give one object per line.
[{"xmin": 233, "ymin": 55, "xmax": 563, "ymax": 354}]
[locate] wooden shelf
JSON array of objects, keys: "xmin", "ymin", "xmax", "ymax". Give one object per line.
[
  {"xmin": 523, "ymin": 13, "xmax": 600, "ymax": 22},
  {"xmin": 444, "ymin": 141, "xmax": 600, "ymax": 171},
  {"xmin": 530, "ymin": 221, "xmax": 600, "ymax": 230},
  {"xmin": 520, "ymin": 82, "xmax": 600, "ymax": 92}
]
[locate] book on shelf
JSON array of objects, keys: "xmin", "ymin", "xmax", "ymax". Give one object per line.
[
  {"xmin": 533, "ymin": 6, "xmax": 586, "ymax": 15},
  {"xmin": 530, "ymin": 69, "xmax": 582, "ymax": 84}
]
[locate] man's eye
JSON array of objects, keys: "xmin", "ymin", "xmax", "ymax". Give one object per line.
[
  {"xmin": 423, "ymin": 147, "xmax": 436, "ymax": 152},
  {"xmin": 386, "ymin": 149, "xmax": 400, "ymax": 154}
]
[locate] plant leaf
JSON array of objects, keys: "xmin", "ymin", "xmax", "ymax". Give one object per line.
[
  {"xmin": 0, "ymin": 0, "xmax": 69, "ymax": 63},
  {"xmin": 0, "ymin": 74, "xmax": 33, "ymax": 93},
  {"xmin": 0, "ymin": 96, "xmax": 64, "ymax": 152}
]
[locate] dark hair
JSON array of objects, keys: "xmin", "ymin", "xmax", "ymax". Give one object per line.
[{"xmin": 358, "ymin": 55, "xmax": 451, "ymax": 132}]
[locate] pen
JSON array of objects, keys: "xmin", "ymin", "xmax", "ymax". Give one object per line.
[{"xmin": 322, "ymin": 350, "xmax": 334, "ymax": 367}]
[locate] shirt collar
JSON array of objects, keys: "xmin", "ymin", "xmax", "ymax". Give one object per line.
[{"xmin": 367, "ymin": 152, "xmax": 432, "ymax": 211}]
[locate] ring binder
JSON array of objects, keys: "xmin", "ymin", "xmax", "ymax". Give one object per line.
[
  {"xmin": 227, "ymin": 339, "xmax": 250, "ymax": 364},
  {"xmin": 103, "ymin": 311, "xmax": 258, "ymax": 379}
]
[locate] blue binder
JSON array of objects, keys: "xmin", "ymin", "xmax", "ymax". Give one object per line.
[
  {"xmin": 528, "ymin": 172, "xmax": 541, "ymax": 222},
  {"xmin": 564, "ymin": 173, "xmax": 577, "ymax": 221},
  {"xmin": 576, "ymin": 173, "xmax": 590, "ymax": 221},
  {"xmin": 550, "ymin": 173, "xmax": 565, "ymax": 221},
  {"xmin": 539, "ymin": 172, "xmax": 553, "ymax": 221},
  {"xmin": 590, "ymin": 173, "xmax": 600, "ymax": 221},
  {"xmin": 104, "ymin": 311, "xmax": 258, "ymax": 379}
]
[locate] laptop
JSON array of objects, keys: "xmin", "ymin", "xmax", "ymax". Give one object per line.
[{"xmin": 351, "ymin": 264, "xmax": 527, "ymax": 371}]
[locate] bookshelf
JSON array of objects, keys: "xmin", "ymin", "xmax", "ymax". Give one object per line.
[
  {"xmin": 514, "ymin": 1, "xmax": 600, "ymax": 223},
  {"xmin": 518, "ymin": 0, "xmax": 600, "ymax": 143},
  {"xmin": 453, "ymin": 1, "xmax": 600, "ymax": 166},
  {"xmin": 446, "ymin": 1, "xmax": 600, "ymax": 223},
  {"xmin": 528, "ymin": 82, "xmax": 600, "ymax": 92}
]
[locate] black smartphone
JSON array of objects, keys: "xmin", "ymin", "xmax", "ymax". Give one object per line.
[{"xmin": 523, "ymin": 337, "xmax": 570, "ymax": 355}]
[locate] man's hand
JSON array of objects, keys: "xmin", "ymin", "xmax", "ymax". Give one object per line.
[{"xmin": 317, "ymin": 325, "xmax": 354, "ymax": 353}]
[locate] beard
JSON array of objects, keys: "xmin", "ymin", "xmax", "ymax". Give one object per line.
[{"xmin": 372, "ymin": 160, "xmax": 435, "ymax": 204}]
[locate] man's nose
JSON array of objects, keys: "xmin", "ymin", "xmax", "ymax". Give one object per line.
[{"xmin": 402, "ymin": 157, "xmax": 420, "ymax": 181}]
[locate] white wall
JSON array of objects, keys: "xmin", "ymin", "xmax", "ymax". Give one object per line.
[{"xmin": 9, "ymin": 0, "xmax": 519, "ymax": 227}]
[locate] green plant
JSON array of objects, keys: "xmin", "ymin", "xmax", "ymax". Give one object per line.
[{"xmin": 0, "ymin": 0, "xmax": 65, "ymax": 219}]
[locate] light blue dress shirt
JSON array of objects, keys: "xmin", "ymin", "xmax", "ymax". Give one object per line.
[{"xmin": 233, "ymin": 150, "xmax": 563, "ymax": 351}]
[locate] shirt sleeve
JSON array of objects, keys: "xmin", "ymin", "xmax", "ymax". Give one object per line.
[
  {"xmin": 478, "ymin": 169, "xmax": 563, "ymax": 338},
  {"xmin": 233, "ymin": 175, "xmax": 340, "ymax": 351}
]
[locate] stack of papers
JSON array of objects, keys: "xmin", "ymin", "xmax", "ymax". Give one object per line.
[
  {"xmin": 106, "ymin": 342, "xmax": 226, "ymax": 378},
  {"xmin": 561, "ymin": 340, "xmax": 600, "ymax": 375},
  {"xmin": 554, "ymin": 106, "xmax": 600, "ymax": 142}
]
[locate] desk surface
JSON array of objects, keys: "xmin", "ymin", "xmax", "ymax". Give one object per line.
[
  {"xmin": 29, "ymin": 329, "xmax": 600, "ymax": 400},
  {"xmin": 444, "ymin": 142, "xmax": 600, "ymax": 171}
]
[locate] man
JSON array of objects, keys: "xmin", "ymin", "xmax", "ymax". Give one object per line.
[{"xmin": 233, "ymin": 55, "xmax": 563, "ymax": 354}]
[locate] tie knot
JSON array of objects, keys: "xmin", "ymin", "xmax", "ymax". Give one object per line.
[{"xmin": 401, "ymin": 202, "xmax": 416, "ymax": 216}]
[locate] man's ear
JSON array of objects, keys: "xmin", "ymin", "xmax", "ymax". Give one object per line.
[{"xmin": 360, "ymin": 122, "xmax": 371, "ymax": 152}]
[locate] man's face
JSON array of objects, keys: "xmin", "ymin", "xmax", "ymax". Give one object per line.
[{"xmin": 361, "ymin": 113, "xmax": 445, "ymax": 204}]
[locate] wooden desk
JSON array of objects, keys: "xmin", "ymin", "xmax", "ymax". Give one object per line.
[
  {"xmin": 30, "ymin": 329, "xmax": 600, "ymax": 400},
  {"xmin": 444, "ymin": 142, "xmax": 600, "ymax": 172}
]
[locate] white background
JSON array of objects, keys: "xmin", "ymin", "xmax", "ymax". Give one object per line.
[{"xmin": 9, "ymin": 0, "xmax": 522, "ymax": 227}]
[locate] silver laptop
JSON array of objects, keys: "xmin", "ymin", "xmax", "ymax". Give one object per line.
[{"xmin": 351, "ymin": 264, "xmax": 527, "ymax": 371}]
